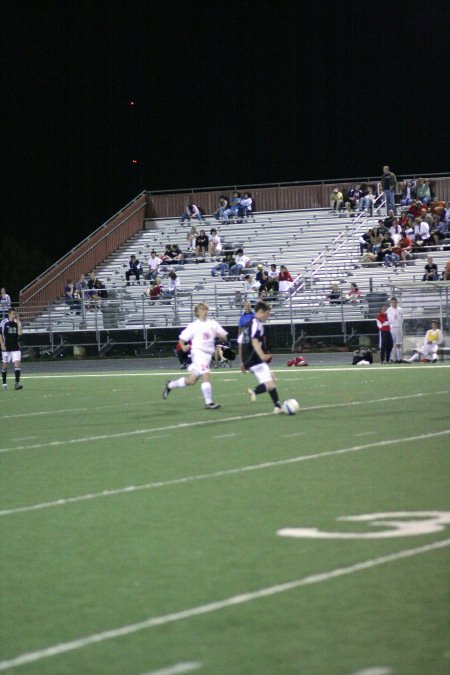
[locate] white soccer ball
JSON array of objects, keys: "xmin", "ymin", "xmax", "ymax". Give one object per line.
[{"xmin": 282, "ymin": 398, "xmax": 300, "ymax": 415}]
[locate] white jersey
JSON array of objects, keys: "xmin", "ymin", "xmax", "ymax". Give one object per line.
[
  {"xmin": 387, "ymin": 306, "xmax": 403, "ymax": 328},
  {"xmin": 179, "ymin": 318, "xmax": 227, "ymax": 357}
]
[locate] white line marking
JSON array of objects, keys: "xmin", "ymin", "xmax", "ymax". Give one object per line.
[
  {"xmin": 351, "ymin": 669, "xmax": 392, "ymax": 675},
  {"xmin": 353, "ymin": 431, "xmax": 378, "ymax": 437},
  {"xmin": 1, "ymin": 391, "xmax": 448, "ymax": 455},
  {"xmin": 142, "ymin": 662, "xmax": 202, "ymax": 675},
  {"xmin": 0, "ymin": 539, "xmax": 447, "ymax": 672},
  {"xmin": 281, "ymin": 431, "xmax": 307, "ymax": 438},
  {"xmin": 1, "ymin": 429, "xmax": 449, "ymax": 517},
  {"xmin": 212, "ymin": 433, "xmax": 237, "ymax": 439}
]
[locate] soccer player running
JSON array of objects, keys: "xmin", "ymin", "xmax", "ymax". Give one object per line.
[
  {"xmin": 238, "ymin": 300, "xmax": 283, "ymax": 413},
  {"xmin": 163, "ymin": 302, "xmax": 227, "ymax": 409},
  {"xmin": 0, "ymin": 308, "xmax": 23, "ymax": 390}
]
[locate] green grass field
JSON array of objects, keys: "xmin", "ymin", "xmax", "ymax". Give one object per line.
[{"xmin": 1, "ymin": 362, "xmax": 449, "ymax": 675}]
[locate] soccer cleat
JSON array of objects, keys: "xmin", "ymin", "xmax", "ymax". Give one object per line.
[
  {"xmin": 2, "ymin": 383, "xmax": 7, "ymax": 390},
  {"xmin": 14, "ymin": 384, "xmax": 23, "ymax": 390},
  {"xmin": 247, "ymin": 388, "xmax": 256, "ymax": 402},
  {"xmin": 205, "ymin": 402, "xmax": 221, "ymax": 409},
  {"xmin": 273, "ymin": 406, "xmax": 284, "ymax": 414},
  {"xmin": 162, "ymin": 380, "xmax": 172, "ymax": 399}
]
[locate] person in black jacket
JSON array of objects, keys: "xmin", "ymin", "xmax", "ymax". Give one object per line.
[{"xmin": 125, "ymin": 255, "xmax": 143, "ymax": 285}]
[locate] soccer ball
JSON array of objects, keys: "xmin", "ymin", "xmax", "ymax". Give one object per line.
[{"xmin": 282, "ymin": 399, "xmax": 300, "ymax": 415}]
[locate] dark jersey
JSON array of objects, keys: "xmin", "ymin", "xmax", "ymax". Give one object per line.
[
  {"xmin": 238, "ymin": 316, "xmax": 265, "ymax": 369},
  {"xmin": 0, "ymin": 319, "xmax": 21, "ymax": 351}
]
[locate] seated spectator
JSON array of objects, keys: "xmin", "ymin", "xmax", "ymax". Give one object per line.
[
  {"xmin": 0, "ymin": 287, "xmax": 11, "ymax": 318},
  {"xmin": 345, "ymin": 282, "xmax": 361, "ymax": 303},
  {"xmin": 64, "ymin": 279, "xmax": 81, "ymax": 313},
  {"xmin": 416, "ymin": 178, "xmax": 432, "ymax": 206},
  {"xmin": 243, "ymin": 274, "xmax": 260, "ymax": 301},
  {"xmin": 359, "ymin": 229, "xmax": 372, "ymax": 255},
  {"xmin": 255, "ymin": 264, "xmax": 269, "ymax": 296},
  {"xmin": 399, "ymin": 179, "xmax": 416, "ymax": 206},
  {"xmin": 408, "ymin": 199, "xmax": 428, "ymax": 219},
  {"xmin": 267, "ymin": 264, "xmax": 280, "ymax": 294},
  {"xmin": 422, "ymin": 256, "xmax": 438, "ymax": 281},
  {"xmin": 170, "ymin": 244, "xmax": 185, "ymax": 262},
  {"xmin": 429, "ymin": 213, "xmax": 447, "ymax": 245},
  {"xmin": 358, "ymin": 186, "xmax": 375, "ymax": 215},
  {"xmin": 144, "ymin": 277, "xmax": 164, "ymax": 300},
  {"xmin": 393, "ymin": 231, "xmax": 413, "ymax": 262},
  {"xmin": 441, "ymin": 260, "xmax": 450, "ymax": 280},
  {"xmin": 384, "ymin": 210, "xmax": 397, "ymax": 230},
  {"xmin": 347, "ymin": 184, "xmax": 363, "ymax": 211},
  {"xmin": 229, "ymin": 248, "xmax": 252, "ymax": 277},
  {"xmin": 378, "ymin": 232, "xmax": 399, "ymax": 267},
  {"xmin": 222, "ymin": 192, "xmax": 241, "ymax": 221},
  {"xmin": 125, "ymin": 255, "xmax": 143, "ymax": 285},
  {"xmin": 330, "ymin": 188, "xmax": 344, "ymax": 212},
  {"xmin": 180, "ymin": 203, "xmax": 202, "ymax": 223},
  {"xmin": 213, "ymin": 195, "xmax": 228, "ymax": 221},
  {"xmin": 162, "ymin": 271, "xmax": 180, "ymax": 298},
  {"xmin": 87, "ymin": 272, "xmax": 108, "ymax": 306},
  {"xmin": 146, "ymin": 250, "xmax": 162, "ymax": 280},
  {"xmin": 406, "ymin": 320, "xmax": 443, "ymax": 362},
  {"xmin": 161, "ymin": 244, "xmax": 177, "ymax": 264},
  {"xmin": 370, "ymin": 227, "xmax": 383, "ymax": 255},
  {"xmin": 195, "ymin": 229, "xmax": 209, "ymax": 257},
  {"xmin": 278, "ymin": 264, "xmax": 294, "ymax": 293},
  {"xmin": 389, "ymin": 221, "xmax": 403, "ymax": 244},
  {"xmin": 208, "ymin": 228, "xmax": 223, "ymax": 257},
  {"xmin": 328, "ymin": 283, "xmax": 342, "ymax": 304},
  {"xmin": 186, "ymin": 225, "xmax": 199, "ymax": 251},
  {"xmin": 74, "ymin": 274, "xmax": 88, "ymax": 301},
  {"xmin": 238, "ymin": 192, "xmax": 253, "ymax": 221},
  {"xmin": 412, "ymin": 217, "xmax": 431, "ymax": 248},
  {"xmin": 439, "ymin": 201, "xmax": 450, "ymax": 229},
  {"xmin": 211, "ymin": 251, "xmax": 235, "ymax": 277}
]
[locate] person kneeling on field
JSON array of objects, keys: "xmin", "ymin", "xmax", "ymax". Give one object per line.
[{"xmin": 406, "ymin": 320, "xmax": 444, "ymax": 363}]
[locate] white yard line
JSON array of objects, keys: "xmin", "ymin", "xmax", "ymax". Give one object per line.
[
  {"xmin": 1, "ymin": 429, "xmax": 449, "ymax": 518},
  {"xmin": 142, "ymin": 662, "xmax": 202, "ymax": 675},
  {"xmin": 0, "ymin": 391, "xmax": 448, "ymax": 455},
  {"xmin": 0, "ymin": 539, "xmax": 447, "ymax": 672}
]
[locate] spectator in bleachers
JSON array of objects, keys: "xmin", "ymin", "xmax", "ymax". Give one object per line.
[
  {"xmin": 370, "ymin": 227, "xmax": 384, "ymax": 255},
  {"xmin": 416, "ymin": 178, "xmax": 432, "ymax": 206},
  {"xmin": 208, "ymin": 228, "xmax": 223, "ymax": 258},
  {"xmin": 358, "ymin": 186, "xmax": 375, "ymax": 215},
  {"xmin": 422, "ymin": 256, "xmax": 439, "ymax": 281},
  {"xmin": 211, "ymin": 250, "xmax": 235, "ymax": 277},
  {"xmin": 162, "ymin": 271, "xmax": 180, "ymax": 298},
  {"xmin": 87, "ymin": 272, "xmax": 107, "ymax": 306},
  {"xmin": 64, "ymin": 279, "xmax": 81, "ymax": 313},
  {"xmin": 359, "ymin": 229, "xmax": 372, "ymax": 255},
  {"xmin": 238, "ymin": 192, "xmax": 253, "ymax": 221},
  {"xmin": 255, "ymin": 264, "xmax": 269, "ymax": 297},
  {"xmin": 439, "ymin": 202, "xmax": 450, "ymax": 229},
  {"xmin": 441, "ymin": 260, "xmax": 450, "ymax": 280},
  {"xmin": 381, "ymin": 165, "xmax": 397, "ymax": 214},
  {"xmin": 170, "ymin": 244, "xmax": 185, "ymax": 262},
  {"xmin": 229, "ymin": 248, "xmax": 252, "ymax": 277},
  {"xmin": 146, "ymin": 250, "xmax": 162, "ymax": 280},
  {"xmin": 0, "ymin": 288, "xmax": 11, "ymax": 318},
  {"xmin": 278, "ymin": 264, "xmax": 294, "ymax": 293},
  {"xmin": 328, "ymin": 283, "xmax": 342, "ymax": 304},
  {"xmin": 144, "ymin": 277, "xmax": 164, "ymax": 300},
  {"xmin": 378, "ymin": 232, "xmax": 399, "ymax": 267},
  {"xmin": 330, "ymin": 188, "xmax": 344, "ymax": 212},
  {"xmin": 347, "ymin": 184, "xmax": 363, "ymax": 211},
  {"xmin": 75, "ymin": 274, "xmax": 88, "ymax": 301},
  {"xmin": 186, "ymin": 225, "xmax": 199, "ymax": 251},
  {"xmin": 394, "ymin": 231, "xmax": 413, "ymax": 262},
  {"xmin": 125, "ymin": 255, "xmax": 143, "ymax": 285},
  {"xmin": 267, "ymin": 264, "xmax": 280, "ymax": 294},
  {"xmin": 412, "ymin": 217, "xmax": 431, "ymax": 248},
  {"xmin": 243, "ymin": 274, "xmax": 260, "ymax": 302},
  {"xmin": 222, "ymin": 192, "xmax": 241, "ymax": 221},
  {"xmin": 408, "ymin": 199, "xmax": 428, "ymax": 219},
  {"xmin": 195, "ymin": 229, "xmax": 209, "ymax": 257},
  {"xmin": 400, "ymin": 180, "xmax": 416, "ymax": 206},
  {"xmin": 389, "ymin": 220, "xmax": 403, "ymax": 244},
  {"xmin": 429, "ymin": 213, "xmax": 447, "ymax": 246},
  {"xmin": 181, "ymin": 203, "xmax": 203, "ymax": 223},
  {"xmin": 345, "ymin": 282, "xmax": 361, "ymax": 304},
  {"xmin": 161, "ymin": 244, "xmax": 176, "ymax": 264},
  {"xmin": 213, "ymin": 195, "xmax": 228, "ymax": 220}
]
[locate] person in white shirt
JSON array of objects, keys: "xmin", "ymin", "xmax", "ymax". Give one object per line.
[
  {"xmin": 208, "ymin": 228, "xmax": 223, "ymax": 257},
  {"xmin": 386, "ymin": 297, "xmax": 404, "ymax": 362},
  {"xmin": 229, "ymin": 248, "xmax": 251, "ymax": 277},
  {"xmin": 162, "ymin": 303, "xmax": 228, "ymax": 409},
  {"xmin": 0, "ymin": 288, "xmax": 11, "ymax": 319},
  {"xmin": 406, "ymin": 320, "xmax": 444, "ymax": 363},
  {"xmin": 413, "ymin": 217, "xmax": 430, "ymax": 247},
  {"xmin": 146, "ymin": 250, "xmax": 162, "ymax": 280}
]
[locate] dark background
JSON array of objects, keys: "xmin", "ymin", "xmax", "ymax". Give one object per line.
[{"xmin": 3, "ymin": 0, "xmax": 449, "ymax": 300}]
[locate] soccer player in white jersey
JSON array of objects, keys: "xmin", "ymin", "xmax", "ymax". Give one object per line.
[
  {"xmin": 162, "ymin": 302, "xmax": 227, "ymax": 409},
  {"xmin": 386, "ymin": 296, "xmax": 404, "ymax": 362}
]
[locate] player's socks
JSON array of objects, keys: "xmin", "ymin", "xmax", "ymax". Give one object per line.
[
  {"xmin": 201, "ymin": 381, "xmax": 212, "ymax": 405},
  {"xmin": 15, "ymin": 369, "xmax": 21, "ymax": 384},
  {"xmin": 254, "ymin": 383, "xmax": 266, "ymax": 395},
  {"xmin": 171, "ymin": 377, "xmax": 187, "ymax": 388},
  {"xmin": 1, "ymin": 370, "xmax": 6, "ymax": 385},
  {"xmin": 269, "ymin": 388, "xmax": 281, "ymax": 408}
]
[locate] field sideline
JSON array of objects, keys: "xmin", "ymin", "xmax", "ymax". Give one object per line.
[{"xmin": 1, "ymin": 362, "xmax": 449, "ymax": 674}]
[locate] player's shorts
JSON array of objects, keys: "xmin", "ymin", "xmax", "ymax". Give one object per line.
[
  {"xmin": 249, "ymin": 362, "xmax": 273, "ymax": 384},
  {"xmin": 2, "ymin": 350, "xmax": 21, "ymax": 364},
  {"xmin": 188, "ymin": 350, "xmax": 212, "ymax": 378}
]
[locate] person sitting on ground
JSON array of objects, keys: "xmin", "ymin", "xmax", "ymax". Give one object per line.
[
  {"xmin": 422, "ymin": 256, "xmax": 438, "ymax": 281},
  {"xmin": 181, "ymin": 203, "xmax": 202, "ymax": 223},
  {"xmin": 146, "ymin": 250, "xmax": 162, "ymax": 280},
  {"xmin": 345, "ymin": 282, "xmax": 361, "ymax": 303},
  {"xmin": 162, "ymin": 271, "xmax": 180, "ymax": 298},
  {"xmin": 229, "ymin": 248, "xmax": 252, "ymax": 277},
  {"xmin": 238, "ymin": 192, "xmax": 253, "ymax": 221},
  {"xmin": 330, "ymin": 187, "xmax": 344, "ymax": 212},
  {"xmin": 406, "ymin": 320, "xmax": 444, "ymax": 363},
  {"xmin": 0, "ymin": 288, "xmax": 11, "ymax": 318},
  {"xmin": 278, "ymin": 264, "xmax": 294, "ymax": 293},
  {"xmin": 208, "ymin": 228, "xmax": 223, "ymax": 257},
  {"xmin": 144, "ymin": 277, "xmax": 164, "ymax": 300},
  {"xmin": 125, "ymin": 255, "xmax": 143, "ymax": 285},
  {"xmin": 328, "ymin": 283, "xmax": 342, "ymax": 304},
  {"xmin": 222, "ymin": 192, "xmax": 241, "ymax": 221},
  {"xmin": 213, "ymin": 195, "xmax": 228, "ymax": 220},
  {"xmin": 195, "ymin": 229, "xmax": 209, "ymax": 257},
  {"xmin": 175, "ymin": 338, "xmax": 191, "ymax": 369}
]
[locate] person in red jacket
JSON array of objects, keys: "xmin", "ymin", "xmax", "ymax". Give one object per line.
[
  {"xmin": 278, "ymin": 265, "xmax": 294, "ymax": 293},
  {"xmin": 376, "ymin": 304, "xmax": 393, "ymax": 364}
]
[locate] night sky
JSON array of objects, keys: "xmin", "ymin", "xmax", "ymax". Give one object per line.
[{"xmin": 3, "ymin": 0, "xmax": 449, "ymax": 297}]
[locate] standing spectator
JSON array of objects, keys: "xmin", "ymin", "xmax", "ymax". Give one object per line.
[
  {"xmin": 208, "ymin": 228, "xmax": 223, "ymax": 257},
  {"xmin": 195, "ymin": 229, "xmax": 209, "ymax": 257},
  {"xmin": 278, "ymin": 265, "xmax": 294, "ymax": 293},
  {"xmin": 0, "ymin": 288, "xmax": 11, "ymax": 319},
  {"xmin": 125, "ymin": 255, "xmax": 143, "ymax": 285},
  {"xmin": 381, "ymin": 165, "xmax": 397, "ymax": 215},
  {"xmin": 238, "ymin": 300, "xmax": 254, "ymax": 332},
  {"xmin": 387, "ymin": 297, "xmax": 404, "ymax": 363},
  {"xmin": 406, "ymin": 320, "xmax": 443, "ymax": 363},
  {"xmin": 330, "ymin": 188, "xmax": 344, "ymax": 212},
  {"xmin": 146, "ymin": 250, "xmax": 162, "ymax": 280},
  {"xmin": 162, "ymin": 302, "xmax": 227, "ymax": 409},
  {"xmin": 229, "ymin": 248, "xmax": 252, "ymax": 277},
  {"xmin": 181, "ymin": 203, "xmax": 202, "ymax": 223},
  {"xmin": 0, "ymin": 308, "xmax": 23, "ymax": 390},
  {"xmin": 422, "ymin": 256, "xmax": 438, "ymax": 281},
  {"xmin": 376, "ymin": 303, "xmax": 393, "ymax": 364}
]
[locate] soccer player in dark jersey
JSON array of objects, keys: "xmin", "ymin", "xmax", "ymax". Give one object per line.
[
  {"xmin": 0, "ymin": 309, "xmax": 23, "ymax": 390},
  {"xmin": 238, "ymin": 300, "xmax": 283, "ymax": 413}
]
